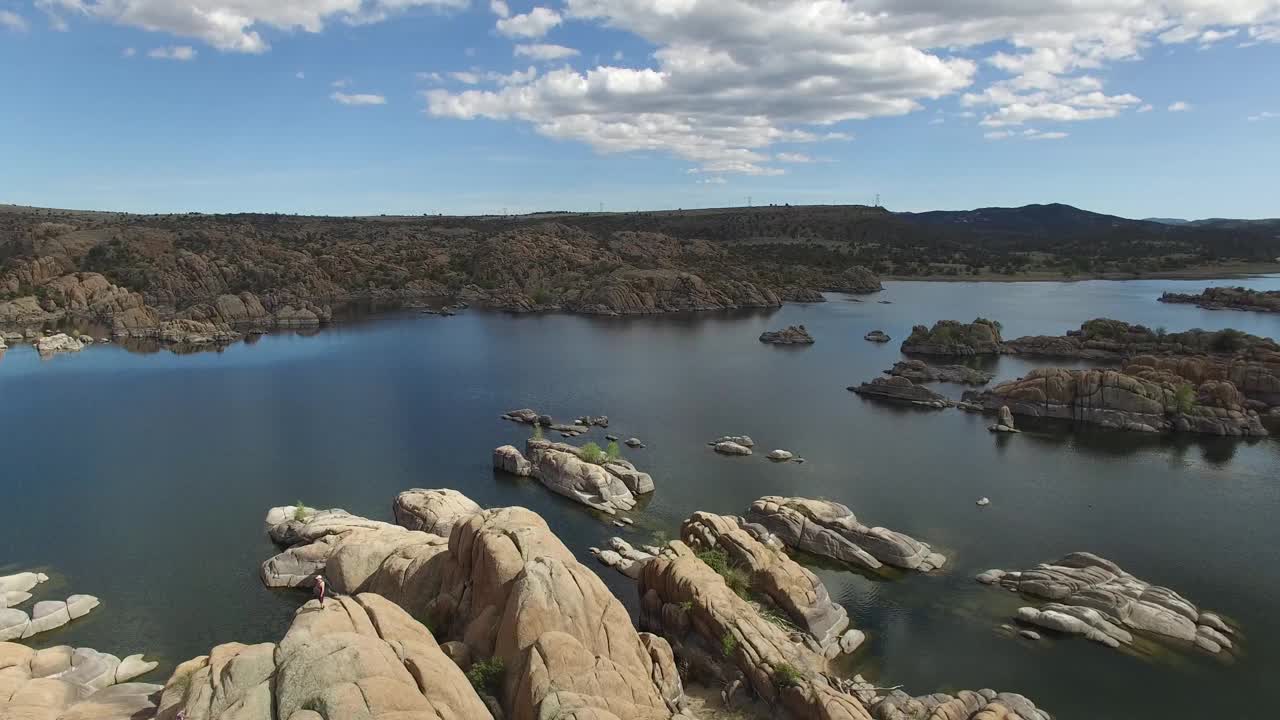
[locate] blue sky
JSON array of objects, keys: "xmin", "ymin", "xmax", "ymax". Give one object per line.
[{"xmin": 1, "ymin": 1, "xmax": 1278, "ymax": 219}]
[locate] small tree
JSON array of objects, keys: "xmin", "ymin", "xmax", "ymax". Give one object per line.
[
  {"xmin": 293, "ymin": 501, "xmax": 308, "ymax": 522},
  {"xmin": 606, "ymin": 440, "xmax": 621, "ymax": 460}
]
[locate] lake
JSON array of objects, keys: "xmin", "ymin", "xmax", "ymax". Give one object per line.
[{"xmin": 3, "ymin": 277, "xmax": 1279, "ymax": 720}]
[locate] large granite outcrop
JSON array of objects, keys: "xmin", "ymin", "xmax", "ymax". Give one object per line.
[
  {"xmin": 261, "ymin": 493, "xmax": 687, "ymax": 719},
  {"xmin": 490, "ymin": 439, "xmax": 654, "ymax": 515},
  {"xmin": 157, "ymin": 593, "xmax": 491, "ymax": 720},
  {"xmin": 0, "ymin": 642, "xmax": 161, "ymax": 719},
  {"xmin": 886, "ymin": 359, "xmax": 993, "ymax": 385},
  {"xmin": 33, "ymin": 333, "xmax": 86, "ymax": 354},
  {"xmin": 0, "ymin": 571, "xmax": 102, "ymax": 642},
  {"xmin": 977, "ymin": 552, "xmax": 1237, "ymax": 655},
  {"xmin": 901, "ymin": 319, "xmax": 1003, "ymax": 356},
  {"xmin": 741, "ymin": 497, "xmax": 946, "ymax": 573},
  {"xmin": 392, "ymin": 488, "xmax": 482, "ymax": 535},
  {"xmin": 850, "ymin": 376, "xmax": 952, "ymax": 408},
  {"xmin": 570, "ymin": 269, "xmax": 782, "ymax": 315},
  {"xmin": 965, "ymin": 367, "xmax": 1267, "ymax": 436},
  {"xmin": 1159, "ymin": 286, "xmax": 1280, "ymax": 313}
]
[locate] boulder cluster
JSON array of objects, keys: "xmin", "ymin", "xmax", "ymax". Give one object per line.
[
  {"xmin": 759, "ymin": 325, "xmax": 815, "ymax": 345},
  {"xmin": 492, "ymin": 438, "xmax": 655, "ymax": 515},
  {"xmin": 849, "ymin": 376, "xmax": 953, "ymax": 409},
  {"xmin": 0, "ymin": 572, "xmax": 100, "ymax": 641},
  {"xmin": 901, "ymin": 318, "xmax": 1004, "ymax": 356},
  {"xmin": 978, "ymin": 552, "xmax": 1238, "ymax": 655},
  {"xmin": 887, "ymin": 359, "xmax": 993, "ymax": 386}
]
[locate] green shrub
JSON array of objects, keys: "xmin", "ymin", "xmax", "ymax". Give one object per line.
[
  {"xmin": 580, "ymin": 442, "xmax": 605, "ymax": 464},
  {"xmin": 773, "ymin": 663, "xmax": 803, "ymax": 688},
  {"xmin": 293, "ymin": 501, "xmax": 308, "ymax": 522},
  {"xmin": 1211, "ymin": 329, "xmax": 1247, "ymax": 353},
  {"xmin": 1174, "ymin": 384, "xmax": 1196, "ymax": 415},
  {"xmin": 720, "ymin": 632, "xmax": 739, "ymax": 658},
  {"xmin": 467, "ymin": 657, "xmax": 505, "ymax": 696},
  {"xmin": 696, "ymin": 548, "xmax": 750, "ymax": 598},
  {"xmin": 532, "ymin": 423, "xmax": 544, "ymax": 441},
  {"xmin": 606, "ymin": 440, "xmax": 621, "ymax": 460}
]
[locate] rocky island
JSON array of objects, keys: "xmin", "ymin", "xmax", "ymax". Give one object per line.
[
  {"xmin": 1159, "ymin": 286, "xmax": 1280, "ymax": 313},
  {"xmin": 886, "ymin": 359, "xmax": 994, "ymax": 385},
  {"xmin": 759, "ymin": 325, "xmax": 815, "ymax": 345},
  {"xmin": 850, "ymin": 376, "xmax": 953, "ymax": 408},
  {"xmin": 901, "ymin": 318, "xmax": 1004, "ymax": 356}
]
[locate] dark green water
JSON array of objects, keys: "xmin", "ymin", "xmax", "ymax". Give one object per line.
[{"xmin": 2, "ymin": 278, "xmax": 1278, "ymax": 719}]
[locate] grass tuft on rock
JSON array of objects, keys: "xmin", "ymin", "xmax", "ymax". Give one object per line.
[
  {"xmin": 773, "ymin": 662, "xmax": 803, "ymax": 688},
  {"xmin": 697, "ymin": 548, "xmax": 751, "ymax": 598},
  {"xmin": 720, "ymin": 631, "xmax": 739, "ymax": 658},
  {"xmin": 580, "ymin": 441, "xmax": 605, "ymax": 464},
  {"xmin": 293, "ymin": 501, "xmax": 308, "ymax": 522}
]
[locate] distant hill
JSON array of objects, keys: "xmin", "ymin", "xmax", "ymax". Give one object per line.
[{"xmin": 1144, "ymin": 217, "xmax": 1190, "ymax": 225}]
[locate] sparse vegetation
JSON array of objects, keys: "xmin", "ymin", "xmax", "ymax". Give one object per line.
[
  {"xmin": 293, "ymin": 501, "xmax": 308, "ymax": 522},
  {"xmin": 466, "ymin": 657, "xmax": 505, "ymax": 696},
  {"xmin": 606, "ymin": 440, "xmax": 621, "ymax": 460},
  {"xmin": 531, "ymin": 423, "xmax": 544, "ymax": 441},
  {"xmin": 696, "ymin": 548, "xmax": 751, "ymax": 598},
  {"xmin": 773, "ymin": 663, "xmax": 803, "ymax": 688},
  {"xmin": 580, "ymin": 441, "xmax": 605, "ymax": 464},
  {"xmin": 1211, "ymin": 328, "xmax": 1247, "ymax": 353},
  {"xmin": 720, "ymin": 632, "xmax": 739, "ymax": 658},
  {"xmin": 1174, "ymin": 384, "xmax": 1196, "ymax": 415}
]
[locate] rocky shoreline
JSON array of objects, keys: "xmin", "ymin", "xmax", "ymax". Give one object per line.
[{"xmin": 1159, "ymin": 286, "xmax": 1280, "ymax": 313}]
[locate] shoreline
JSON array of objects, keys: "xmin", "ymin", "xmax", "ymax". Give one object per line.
[{"xmin": 884, "ymin": 263, "xmax": 1280, "ymax": 283}]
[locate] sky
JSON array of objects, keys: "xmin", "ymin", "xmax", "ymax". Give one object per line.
[{"xmin": 1, "ymin": 1, "xmax": 1278, "ymax": 219}]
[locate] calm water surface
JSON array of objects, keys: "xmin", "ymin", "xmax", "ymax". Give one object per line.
[{"xmin": 3, "ymin": 278, "xmax": 1279, "ymax": 720}]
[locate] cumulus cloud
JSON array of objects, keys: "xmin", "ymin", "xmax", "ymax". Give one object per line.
[
  {"xmin": 421, "ymin": 1, "xmax": 1280, "ymax": 173},
  {"xmin": 1247, "ymin": 111, "xmax": 1277, "ymax": 121},
  {"xmin": 148, "ymin": 45, "xmax": 197, "ymax": 61},
  {"xmin": 1168, "ymin": 100, "xmax": 1193, "ymax": 111},
  {"xmin": 496, "ymin": 7, "xmax": 561, "ymax": 38},
  {"xmin": 0, "ymin": 10, "xmax": 27, "ymax": 31},
  {"xmin": 1025, "ymin": 129, "xmax": 1069, "ymax": 140},
  {"xmin": 331, "ymin": 91, "xmax": 387, "ymax": 105},
  {"xmin": 33, "ymin": 0, "xmax": 468, "ymax": 53},
  {"xmin": 514, "ymin": 43, "xmax": 579, "ymax": 60},
  {"xmin": 450, "ymin": 71, "xmax": 481, "ymax": 84},
  {"xmin": 490, "ymin": 0, "xmax": 509, "ymax": 18}
]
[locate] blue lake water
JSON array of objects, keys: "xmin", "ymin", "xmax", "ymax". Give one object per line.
[{"xmin": 2, "ymin": 277, "xmax": 1279, "ymax": 719}]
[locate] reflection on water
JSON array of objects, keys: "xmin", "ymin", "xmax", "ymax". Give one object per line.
[{"xmin": 1, "ymin": 277, "xmax": 1278, "ymax": 720}]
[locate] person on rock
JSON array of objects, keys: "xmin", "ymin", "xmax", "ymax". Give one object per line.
[{"xmin": 313, "ymin": 574, "xmax": 328, "ymax": 606}]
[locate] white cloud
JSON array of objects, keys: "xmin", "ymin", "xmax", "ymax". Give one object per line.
[
  {"xmin": 295, "ymin": 70, "xmax": 305, "ymax": 79},
  {"xmin": 1247, "ymin": 111, "xmax": 1278, "ymax": 121},
  {"xmin": 416, "ymin": 71, "xmax": 444, "ymax": 82},
  {"xmin": 490, "ymin": 66, "xmax": 538, "ymax": 86},
  {"xmin": 33, "ymin": 0, "xmax": 468, "ymax": 53},
  {"xmin": 148, "ymin": 45, "xmax": 197, "ymax": 61},
  {"xmin": 1138, "ymin": 103, "xmax": 1154, "ymax": 112},
  {"xmin": 1168, "ymin": 100, "xmax": 1193, "ymax": 112},
  {"xmin": 984, "ymin": 130, "xmax": 1014, "ymax": 140},
  {"xmin": 450, "ymin": 71, "xmax": 481, "ymax": 84},
  {"xmin": 775, "ymin": 152, "xmax": 813, "ymax": 163},
  {"xmin": 1025, "ymin": 129, "xmax": 1069, "ymax": 140},
  {"xmin": 331, "ymin": 91, "xmax": 387, "ymax": 106},
  {"xmin": 0, "ymin": 10, "xmax": 27, "ymax": 32},
  {"xmin": 514, "ymin": 43, "xmax": 579, "ymax": 61},
  {"xmin": 1198, "ymin": 28, "xmax": 1240, "ymax": 46},
  {"xmin": 696, "ymin": 177, "xmax": 727, "ymax": 185},
  {"xmin": 490, "ymin": 0, "xmax": 509, "ymax": 18},
  {"xmin": 496, "ymin": 7, "xmax": 561, "ymax": 39},
  {"xmin": 122, "ymin": 47, "xmax": 137, "ymax": 57}
]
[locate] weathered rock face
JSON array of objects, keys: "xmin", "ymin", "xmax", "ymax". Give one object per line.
[
  {"xmin": 1159, "ymin": 286, "xmax": 1280, "ymax": 313},
  {"xmin": 392, "ymin": 488, "xmax": 483, "ymax": 536},
  {"xmin": 977, "ymin": 552, "xmax": 1238, "ymax": 655},
  {"xmin": 901, "ymin": 319, "xmax": 1003, "ymax": 356},
  {"xmin": 887, "ymin": 359, "xmax": 993, "ymax": 385},
  {"xmin": 989, "ymin": 405, "xmax": 1020, "ymax": 433},
  {"xmin": 157, "ymin": 593, "xmax": 492, "ymax": 720},
  {"xmin": 681, "ymin": 511, "xmax": 850, "ymax": 651},
  {"xmin": 570, "ymin": 269, "xmax": 781, "ymax": 315},
  {"xmin": 832, "ymin": 266, "xmax": 884, "ymax": 294},
  {"xmin": 741, "ymin": 497, "xmax": 946, "ymax": 573},
  {"xmin": 1003, "ymin": 318, "xmax": 1279, "ymax": 367},
  {"xmin": 260, "ymin": 507, "xmax": 410, "ymax": 588},
  {"xmin": 966, "ymin": 367, "xmax": 1268, "ymax": 436},
  {"xmin": 759, "ymin": 325, "xmax": 815, "ymax": 345},
  {"xmin": 0, "ymin": 642, "xmax": 162, "ymax": 719},
  {"xmin": 267, "ymin": 499, "xmax": 686, "ymax": 720},
  {"xmin": 782, "ymin": 287, "xmax": 827, "ymax": 303},
  {"xmin": 850, "ymin": 376, "xmax": 952, "ymax": 408},
  {"xmin": 714, "ymin": 441, "xmax": 753, "ymax": 456}
]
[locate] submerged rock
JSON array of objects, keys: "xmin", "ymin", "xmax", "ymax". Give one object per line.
[
  {"xmin": 741, "ymin": 496, "xmax": 946, "ymax": 572},
  {"xmin": 766, "ymin": 449, "xmax": 794, "ymax": 461},
  {"xmin": 759, "ymin": 324, "xmax": 815, "ymax": 345},
  {"xmin": 850, "ymin": 376, "xmax": 953, "ymax": 408},
  {"xmin": 714, "ymin": 441, "xmax": 753, "ymax": 456},
  {"xmin": 978, "ymin": 552, "xmax": 1238, "ymax": 655},
  {"xmin": 625, "ymin": 437, "xmax": 646, "ymax": 448}
]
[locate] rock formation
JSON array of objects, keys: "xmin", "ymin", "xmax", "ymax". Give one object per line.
[
  {"xmin": 713, "ymin": 441, "xmax": 753, "ymax": 456},
  {"xmin": 393, "ymin": 488, "xmax": 483, "ymax": 535},
  {"xmin": 766, "ymin": 449, "xmax": 794, "ymax": 461},
  {"xmin": 34, "ymin": 332, "xmax": 85, "ymax": 354},
  {"xmin": 759, "ymin": 325, "xmax": 815, "ymax": 345},
  {"xmin": 886, "ymin": 359, "xmax": 993, "ymax": 385},
  {"xmin": 782, "ymin": 287, "xmax": 826, "ymax": 303},
  {"xmin": 977, "ymin": 552, "xmax": 1237, "ymax": 655},
  {"xmin": 741, "ymin": 497, "xmax": 946, "ymax": 573},
  {"xmin": 571, "ymin": 269, "xmax": 783, "ymax": 315},
  {"xmin": 0, "ymin": 642, "xmax": 162, "ymax": 719},
  {"xmin": 863, "ymin": 330, "xmax": 891, "ymax": 343},
  {"xmin": 901, "ymin": 318, "xmax": 1004, "ymax": 355},
  {"xmin": 1159, "ymin": 286, "xmax": 1280, "ymax": 313},
  {"xmin": 849, "ymin": 376, "xmax": 952, "ymax": 408},
  {"xmin": 490, "ymin": 439, "xmax": 654, "ymax": 514},
  {"xmin": 0, "ymin": 571, "xmax": 101, "ymax": 641},
  {"xmin": 989, "ymin": 405, "xmax": 1020, "ymax": 433},
  {"xmin": 965, "ymin": 367, "xmax": 1268, "ymax": 436},
  {"xmin": 259, "ymin": 492, "xmax": 689, "ymax": 720}
]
